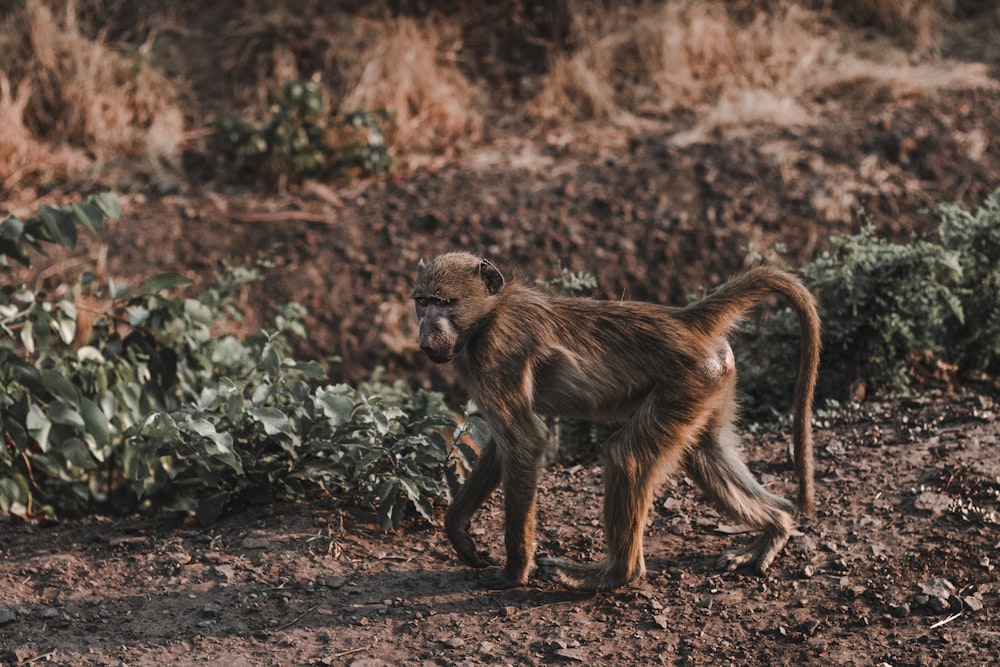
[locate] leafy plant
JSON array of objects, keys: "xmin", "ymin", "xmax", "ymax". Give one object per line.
[
  {"xmin": 0, "ymin": 193, "xmax": 470, "ymax": 529},
  {"xmin": 536, "ymin": 263, "xmax": 598, "ymax": 294},
  {"xmin": 935, "ymin": 190, "xmax": 1000, "ymax": 372},
  {"xmin": 737, "ymin": 188, "xmax": 1000, "ymax": 412},
  {"xmin": 214, "ymin": 79, "xmax": 393, "ymax": 186}
]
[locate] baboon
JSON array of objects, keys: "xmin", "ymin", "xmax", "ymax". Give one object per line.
[{"xmin": 412, "ymin": 252, "xmax": 820, "ymax": 591}]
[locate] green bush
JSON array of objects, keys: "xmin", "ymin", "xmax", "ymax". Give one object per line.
[
  {"xmin": 214, "ymin": 79, "xmax": 393, "ymax": 186},
  {"xmin": 0, "ymin": 194, "xmax": 468, "ymax": 528},
  {"xmin": 936, "ymin": 190, "xmax": 1000, "ymax": 372},
  {"xmin": 737, "ymin": 188, "xmax": 1000, "ymax": 412}
]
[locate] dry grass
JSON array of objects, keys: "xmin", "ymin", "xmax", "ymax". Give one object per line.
[
  {"xmin": 832, "ymin": 0, "xmax": 955, "ymax": 51},
  {"xmin": 338, "ymin": 17, "xmax": 481, "ymax": 153},
  {"xmin": 217, "ymin": 8, "xmax": 479, "ymax": 157},
  {"xmin": 531, "ymin": 0, "xmax": 994, "ymax": 136},
  {"xmin": 1, "ymin": 0, "xmax": 996, "ymax": 199},
  {"xmin": 0, "ymin": 0, "xmax": 183, "ymax": 204}
]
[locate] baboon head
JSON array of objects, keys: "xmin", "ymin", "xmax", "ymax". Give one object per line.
[{"xmin": 411, "ymin": 252, "xmax": 505, "ymax": 363}]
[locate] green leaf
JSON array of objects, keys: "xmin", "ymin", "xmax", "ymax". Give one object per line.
[
  {"xmin": 38, "ymin": 206, "xmax": 77, "ymax": 248},
  {"xmin": 70, "ymin": 201, "xmax": 106, "ymax": 232},
  {"xmin": 142, "ymin": 273, "xmax": 193, "ymax": 295},
  {"xmin": 0, "ymin": 215, "xmax": 23, "ymax": 241},
  {"xmin": 92, "ymin": 192, "xmax": 121, "ymax": 220},
  {"xmin": 80, "ymin": 397, "xmax": 110, "ymax": 450},
  {"xmin": 26, "ymin": 403, "xmax": 51, "ymax": 450},
  {"xmin": 49, "ymin": 401, "xmax": 86, "ymax": 428},
  {"xmin": 41, "ymin": 369, "xmax": 81, "ymax": 405},
  {"xmin": 251, "ymin": 406, "xmax": 293, "ymax": 436},
  {"xmin": 57, "ymin": 437, "xmax": 98, "ymax": 470},
  {"xmin": 0, "ymin": 476, "xmax": 29, "ymax": 515}
]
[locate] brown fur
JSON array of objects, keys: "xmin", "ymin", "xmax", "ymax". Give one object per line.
[{"xmin": 412, "ymin": 252, "xmax": 820, "ymax": 591}]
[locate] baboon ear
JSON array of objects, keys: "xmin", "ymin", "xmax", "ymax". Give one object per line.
[{"xmin": 479, "ymin": 259, "xmax": 505, "ymax": 294}]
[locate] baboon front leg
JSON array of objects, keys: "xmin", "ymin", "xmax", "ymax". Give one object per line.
[
  {"xmin": 445, "ymin": 438, "xmax": 502, "ymax": 569},
  {"xmin": 499, "ymin": 454, "xmax": 544, "ymax": 586},
  {"xmin": 685, "ymin": 425, "xmax": 795, "ymax": 574}
]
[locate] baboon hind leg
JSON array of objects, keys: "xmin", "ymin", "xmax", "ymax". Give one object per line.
[
  {"xmin": 539, "ymin": 399, "xmax": 683, "ymax": 591},
  {"xmin": 685, "ymin": 423, "xmax": 795, "ymax": 574}
]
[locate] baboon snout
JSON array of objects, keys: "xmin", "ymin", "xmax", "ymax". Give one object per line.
[{"xmin": 420, "ymin": 341, "xmax": 454, "ymax": 364}]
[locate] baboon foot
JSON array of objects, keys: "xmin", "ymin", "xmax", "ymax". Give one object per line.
[
  {"xmin": 476, "ymin": 566, "xmax": 530, "ymax": 590},
  {"xmin": 537, "ymin": 557, "xmax": 643, "ymax": 592},
  {"xmin": 446, "ymin": 522, "xmax": 498, "ymax": 569},
  {"xmin": 716, "ymin": 528, "xmax": 789, "ymax": 574},
  {"xmin": 455, "ymin": 546, "xmax": 498, "ymax": 570}
]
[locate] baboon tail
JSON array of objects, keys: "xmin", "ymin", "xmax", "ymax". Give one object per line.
[{"xmin": 679, "ymin": 266, "xmax": 820, "ymax": 516}]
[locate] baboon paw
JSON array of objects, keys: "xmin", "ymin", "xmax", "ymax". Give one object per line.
[
  {"xmin": 537, "ymin": 557, "xmax": 637, "ymax": 592},
  {"xmin": 463, "ymin": 550, "xmax": 499, "ymax": 570},
  {"xmin": 716, "ymin": 535, "xmax": 785, "ymax": 574},
  {"xmin": 477, "ymin": 568, "xmax": 528, "ymax": 590}
]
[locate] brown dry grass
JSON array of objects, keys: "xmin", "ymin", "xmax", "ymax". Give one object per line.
[
  {"xmin": 1, "ymin": 0, "xmax": 996, "ymax": 200},
  {"xmin": 532, "ymin": 0, "xmax": 993, "ymax": 135},
  {"xmin": 0, "ymin": 0, "xmax": 183, "ymax": 206},
  {"xmin": 338, "ymin": 17, "xmax": 481, "ymax": 154}
]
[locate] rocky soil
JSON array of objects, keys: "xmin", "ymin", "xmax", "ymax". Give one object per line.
[{"xmin": 1, "ymin": 393, "xmax": 998, "ymax": 666}]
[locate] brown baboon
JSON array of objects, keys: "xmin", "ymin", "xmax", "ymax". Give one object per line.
[{"xmin": 412, "ymin": 252, "xmax": 820, "ymax": 591}]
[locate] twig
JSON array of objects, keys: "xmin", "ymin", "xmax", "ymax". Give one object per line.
[
  {"xmin": 21, "ymin": 651, "xmax": 58, "ymax": 664},
  {"xmin": 930, "ymin": 611, "xmax": 964, "ymax": 629},
  {"xmin": 268, "ymin": 605, "xmax": 318, "ymax": 633},
  {"xmin": 330, "ymin": 644, "xmax": 372, "ymax": 659},
  {"xmin": 209, "ymin": 197, "xmax": 339, "ymax": 225}
]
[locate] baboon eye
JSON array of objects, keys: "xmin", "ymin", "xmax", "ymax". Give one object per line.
[{"xmin": 416, "ymin": 297, "xmax": 429, "ymax": 307}]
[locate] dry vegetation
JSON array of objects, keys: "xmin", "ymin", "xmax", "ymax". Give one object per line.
[{"xmin": 0, "ymin": 0, "xmax": 996, "ymax": 210}]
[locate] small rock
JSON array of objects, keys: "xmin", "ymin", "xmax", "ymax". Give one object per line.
[
  {"xmin": 797, "ymin": 619, "xmax": 821, "ymax": 636},
  {"xmin": 652, "ymin": 614, "xmax": 669, "ymax": 630},
  {"xmin": 443, "ymin": 637, "xmax": 465, "ymax": 649},
  {"xmin": 0, "ymin": 608, "xmax": 16, "ymax": 626},
  {"xmin": 476, "ymin": 641, "xmax": 495, "ymax": 655},
  {"xmin": 553, "ymin": 647, "xmax": 585, "ymax": 662},
  {"xmin": 963, "ymin": 594, "xmax": 985, "ymax": 613},
  {"xmin": 917, "ymin": 578, "xmax": 956, "ymax": 613},
  {"xmin": 889, "ymin": 602, "xmax": 910, "ymax": 618},
  {"xmin": 802, "ymin": 564, "xmax": 816, "ymax": 578},
  {"xmin": 202, "ymin": 602, "xmax": 221, "ymax": 616},
  {"xmin": 38, "ymin": 607, "xmax": 60, "ymax": 619}
]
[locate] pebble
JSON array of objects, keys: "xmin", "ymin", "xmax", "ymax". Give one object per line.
[
  {"xmin": 916, "ymin": 578, "xmax": 956, "ymax": 613},
  {"xmin": 553, "ymin": 647, "xmax": 585, "ymax": 662},
  {"xmin": 963, "ymin": 594, "xmax": 985, "ymax": 613},
  {"xmin": 889, "ymin": 602, "xmax": 910, "ymax": 618},
  {"xmin": 0, "ymin": 608, "xmax": 16, "ymax": 626},
  {"xmin": 443, "ymin": 637, "xmax": 465, "ymax": 649}
]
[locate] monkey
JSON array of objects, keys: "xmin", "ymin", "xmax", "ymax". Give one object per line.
[{"xmin": 411, "ymin": 252, "xmax": 820, "ymax": 591}]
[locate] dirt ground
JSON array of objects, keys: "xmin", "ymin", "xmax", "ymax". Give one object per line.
[
  {"xmin": 1, "ymin": 392, "xmax": 997, "ymax": 666},
  {"xmin": 2, "ymin": 79, "xmax": 1000, "ymax": 664}
]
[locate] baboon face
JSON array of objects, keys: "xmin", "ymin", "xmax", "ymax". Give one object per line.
[
  {"xmin": 411, "ymin": 252, "xmax": 505, "ymax": 364},
  {"xmin": 414, "ymin": 296, "xmax": 462, "ymax": 363}
]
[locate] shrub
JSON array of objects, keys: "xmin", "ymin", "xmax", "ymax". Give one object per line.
[
  {"xmin": 737, "ymin": 188, "xmax": 1000, "ymax": 412},
  {"xmin": 0, "ymin": 193, "xmax": 467, "ymax": 529},
  {"xmin": 214, "ymin": 79, "xmax": 393, "ymax": 187}
]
